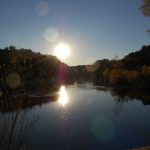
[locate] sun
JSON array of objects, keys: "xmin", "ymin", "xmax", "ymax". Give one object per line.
[{"xmin": 54, "ymin": 43, "xmax": 70, "ymax": 60}]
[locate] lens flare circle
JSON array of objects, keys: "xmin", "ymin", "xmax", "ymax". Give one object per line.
[
  {"xmin": 91, "ymin": 115, "xmax": 116, "ymax": 143},
  {"xmin": 35, "ymin": 1, "xmax": 50, "ymax": 16},
  {"xmin": 44, "ymin": 27, "xmax": 59, "ymax": 42},
  {"xmin": 6, "ymin": 73, "xmax": 21, "ymax": 89},
  {"xmin": 54, "ymin": 43, "xmax": 70, "ymax": 60}
]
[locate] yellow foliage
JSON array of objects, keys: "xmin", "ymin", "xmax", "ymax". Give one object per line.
[
  {"xmin": 107, "ymin": 69, "xmax": 140, "ymax": 85},
  {"xmin": 141, "ymin": 66, "xmax": 150, "ymax": 76}
]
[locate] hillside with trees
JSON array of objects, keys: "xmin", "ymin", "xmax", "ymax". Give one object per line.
[
  {"xmin": 0, "ymin": 45, "xmax": 150, "ymax": 97},
  {"xmin": 0, "ymin": 46, "xmax": 70, "ymax": 96},
  {"xmin": 93, "ymin": 45, "xmax": 150, "ymax": 88}
]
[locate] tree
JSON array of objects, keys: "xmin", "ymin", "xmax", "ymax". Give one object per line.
[
  {"xmin": 140, "ymin": 0, "xmax": 150, "ymax": 16},
  {"xmin": 140, "ymin": 0, "xmax": 150, "ymax": 34}
]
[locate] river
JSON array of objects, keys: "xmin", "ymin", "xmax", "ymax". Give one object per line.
[{"xmin": 0, "ymin": 84, "xmax": 150, "ymax": 150}]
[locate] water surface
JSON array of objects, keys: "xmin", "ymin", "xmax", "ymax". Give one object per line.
[{"xmin": 0, "ymin": 84, "xmax": 150, "ymax": 150}]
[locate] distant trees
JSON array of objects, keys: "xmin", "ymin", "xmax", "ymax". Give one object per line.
[
  {"xmin": 93, "ymin": 59, "xmax": 111, "ymax": 85},
  {"xmin": 140, "ymin": 0, "xmax": 150, "ymax": 16},
  {"xmin": 0, "ymin": 46, "xmax": 94, "ymax": 96},
  {"xmin": 141, "ymin": 65, "xmax": 150, "ymax": 85},
  {"xmin": 140, "ymin": 0, "xmax": 150, "ymax": 34},
  {"xmin": 93, "ymin": 45, "xmax": 150, "ymax": 88},
  {"xmin": 68, "ymin": 65, "xmax": 93, "ymax": 83},
  {"xmin": 103, "ymin": 69, "xmax": 140, "ymax": 86},
  {"xmin": 122, "ymin": 45, "xmax": 150, "ymax": 69},
  {"xmin": 0, "ymin": 44, "xmax": 150, "ymax": 95}
]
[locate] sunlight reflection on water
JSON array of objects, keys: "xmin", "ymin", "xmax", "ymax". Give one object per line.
[{"xmin": 58, "ymin": 86, "xmax": 69, "ymax": 107}]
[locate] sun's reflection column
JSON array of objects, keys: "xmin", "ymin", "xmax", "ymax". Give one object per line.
[
  {"xmin": 57, "ymin": 86, "xmax": 72, "ymax": 149},
  {"xmin": 58, "ymin": 86, "xmax": 69, "ymax": 107}
]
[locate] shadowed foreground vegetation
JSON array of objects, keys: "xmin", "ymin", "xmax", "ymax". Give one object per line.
[{"xmin": 0, "ymin": 46, "xmax": 69, "ymax": 96}]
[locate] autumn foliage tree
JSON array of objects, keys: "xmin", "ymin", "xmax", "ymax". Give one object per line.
[{"xmin": 93, "ymin": 45, "xmax": 150, "ymax": 88}]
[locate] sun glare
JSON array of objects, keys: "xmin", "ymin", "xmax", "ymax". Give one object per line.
[
  {"xmin": 58, "ymin": 86, "xmax": 69, "ymax": 107},
  {"xmin": 54, "ymin": 43, "xmax": 70, "ymax": 60}
]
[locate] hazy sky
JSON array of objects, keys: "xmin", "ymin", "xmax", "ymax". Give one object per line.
[{"xmin": 0, "ymin": 0, "xmax": 149, "ymax": 65}]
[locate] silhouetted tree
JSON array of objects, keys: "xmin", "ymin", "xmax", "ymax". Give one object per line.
[
  {"xmin": 140, "ymin": 0, "xmax": 150, "ymax": 34},
  {"xmin": 140, "ymin": 0, "xmax": 150, "ymax": 16}
]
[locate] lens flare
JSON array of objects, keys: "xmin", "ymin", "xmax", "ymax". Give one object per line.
[
  {"xmin": 6, "ymin": 73, "xmax": 21, "ymax": 89},
  {"xmin": 35, "ymin": 1, "xmax": 50, "ymax": 16},
  {"xmin": 44, "ymin": 27, "xmax": 59, "ymax": 42},
  {"xmin": 91, "ymin": 115, "xmax": 116, "ymax": 143}
]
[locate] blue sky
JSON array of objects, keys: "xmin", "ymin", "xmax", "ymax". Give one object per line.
[{"xmin": 0, "ymin": 0, "xmax": 149, "ymax": 65}]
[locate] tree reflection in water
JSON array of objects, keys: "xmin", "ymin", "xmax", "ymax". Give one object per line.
[
  {"xmin": 110, "ymin": 87, "xmax": 150, "ymax": 116},
  {"xmin": 0, "ymin": 96, "xmax": 40, "ymax": 150},
  {"xmin": 96, "ymin": 86, "xmax": 150, "ymax": 116},
  {"xmin": 111, "ymin": 87, "xmax": 150, "ymax": 104}
]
